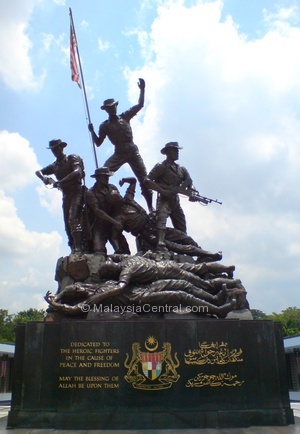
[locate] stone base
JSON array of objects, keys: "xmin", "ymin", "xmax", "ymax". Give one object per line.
[{"xmin": 8, "ymin": 319, "xmax": 294, "ymax": 430}]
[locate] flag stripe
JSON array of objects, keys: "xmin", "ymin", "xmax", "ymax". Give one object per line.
[{"xmin": 70, "ymin": 24, "xmax": 81, "ymax": 88}]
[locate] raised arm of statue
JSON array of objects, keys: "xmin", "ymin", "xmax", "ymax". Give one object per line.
[{"xmin": 137, "ymin": 78, "xmax": 145, "ymax": 109}]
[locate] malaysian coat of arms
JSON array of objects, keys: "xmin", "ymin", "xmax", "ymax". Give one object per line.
[{"xmin": 124, "ymin": 336, "xmax": 180, "ymax": 390}]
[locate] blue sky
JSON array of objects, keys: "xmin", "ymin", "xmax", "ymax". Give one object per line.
[{"xmin": 1, "ymin": 0, "xmax": 300, "ymax": 314}]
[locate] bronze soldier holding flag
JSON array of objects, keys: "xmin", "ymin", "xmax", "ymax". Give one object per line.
[{"xmin": 88, "ymin": 78, "xmax": 153, "ymax": 212}]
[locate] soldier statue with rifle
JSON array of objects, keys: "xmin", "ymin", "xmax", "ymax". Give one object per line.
[
  {"xmin": 117, "ymin": 177, "xmax": 222, "ymax": 261},
  {"xmin": 144, "ymin": 142, "xmax": 221, "ymax": 252}
]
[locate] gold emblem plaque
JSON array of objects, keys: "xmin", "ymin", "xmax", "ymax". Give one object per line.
[{"xmin": 124, "ymin": 336, "xmax": 180, "ymax": 390}]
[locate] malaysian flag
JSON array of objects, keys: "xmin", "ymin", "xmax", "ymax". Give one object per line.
[{"xmin": 70, "ymin": 23, "xmax": 81, "ymax": 88}]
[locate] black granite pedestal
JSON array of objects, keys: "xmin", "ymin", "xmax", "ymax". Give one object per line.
[{"xmin": 8, "ymin": 319, "xmax": 294, "ymax": 429}]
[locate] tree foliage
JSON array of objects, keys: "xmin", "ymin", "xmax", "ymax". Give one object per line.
[
  {"xmin": 13, "ymin": 308, "xmax": 45, "ymax": 325},
  {"xmin": 0, "ymin": 309, "xmax": 15, "ymax": 343},
  {"xmin": 0, "ymin": 308, "xmax": 45, "ymax": 343},
  {"xmin": 264, "ymin": 307, "xmax": 300, "ymax": 337},
  {"xmin": 250, "ymin": 309, "xmax": 268, "ymax": 320},
  {"xmin": 251, "ymin": 307, "xmax": 300, "ymax": 337}
]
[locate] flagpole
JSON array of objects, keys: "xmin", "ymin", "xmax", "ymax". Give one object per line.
[{"xmin": 69, "ymin": 7, "xmax": 99, "ymax": 168}]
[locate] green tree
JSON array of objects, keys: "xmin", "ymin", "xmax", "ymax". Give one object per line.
[
  {"xmin": 265, "ymin": 307, "xmax": 300, "ymax": 337},
  {"xmin": 250, "ymin": 309, "xmax": 267, "ymax": 320},
  {"xmin": 0, "ymin": 309, "xmax": 15, "ymax": 343},
  {"xmin": 0, "ymin": 308, "xmax": 45, "ymax": 343},
  {"xmin": 13, "ymin": 308, "xmax": 45, "ymax": 326}
]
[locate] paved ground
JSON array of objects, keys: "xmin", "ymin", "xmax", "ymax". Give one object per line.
[{"xmin": 0, "ymin": 404, "xmax": 299, "ymax": 433}]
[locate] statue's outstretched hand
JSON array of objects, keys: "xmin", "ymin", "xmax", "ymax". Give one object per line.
[
  {"xmin": 138, "ymin": 78, "xmax": 145, "ymax": 89},
  {"xmin": 45, "ymin": 290, "xmax": 54, "ymax": 304},
  {"xmin": 43, "ymin": 176, "xmax": 52, "ymax": 186},
  {"xmin": 88, "ymin": 123, "xmax": 94, "ymax": 132}
]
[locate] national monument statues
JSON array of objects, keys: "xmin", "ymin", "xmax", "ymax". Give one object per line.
[{"xmin": 35, "ymin": 79, "xmax": 250, "ymax": 321}]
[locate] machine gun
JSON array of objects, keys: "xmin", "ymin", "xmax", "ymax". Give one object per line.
[{"xmin": 158, "ymin": 183, "xmax": 222, "ymax": 206}]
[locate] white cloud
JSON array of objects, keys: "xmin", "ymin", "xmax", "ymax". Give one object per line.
[
  {"xmin": 0, "ymin": 188, "xmax": 62, "ymax": 312},
  {"xmin": 263, "ymin": 4, "xmax": 299, "ymax": 27},
  {"xmin": 0, "ymin": 129, "xmax": 64, "ymax": 312},
  {"xmin": 0, "ymin": 0, "xmax": 45, "ymax": 90},
  {"xmin": 41, "ymin": 33, "xmax": 55, "ymax": 52},
  {"xmin": 0, "ymin": 189, "xmax": 61, "ymax": 259},
  {"xmin": 41, "ymin": 32, "xmax": 67, "ymax": 66},
  {"xmin": 36, "ymin": 184, "xmax": 63, "ymax": 216},
  {"xmin": 0, "ymin": 130, "xmax": 39, "ymax": 191},
  {"xmin": 80, "ymin": 20, "xmax": 89, "ymax": 31},
  {"xmin": 124, "ymin": 0, "xmax": 300, "ymax": 313},
  {"xmin": 98, "ymin": 38, "xmax": 110, "ymax": 52}
]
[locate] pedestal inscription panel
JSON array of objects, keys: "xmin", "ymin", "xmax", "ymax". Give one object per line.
[{"xmin": 8, "ymin": 319, "xmax": 294, "ymax": 429}]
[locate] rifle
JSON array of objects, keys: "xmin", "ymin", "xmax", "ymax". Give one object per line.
[{"xmin": 158, "ymin": 183, "xmax": 222, "ymax": 205}]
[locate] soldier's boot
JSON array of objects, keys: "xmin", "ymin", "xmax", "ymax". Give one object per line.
[
  {"xmin": 156, "ymin": 229, "xmax": 168, "ymax": 252},
  {"xmin": 206, "ymin": 263, "xmax": 235, "ymax": 278}
]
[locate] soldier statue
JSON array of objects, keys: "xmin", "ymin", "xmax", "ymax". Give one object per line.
[
  {"xmin": 35, "ymin": 139, "xmax": 84, "ymax": 253},
  {"xmin": 88, "ymin": 78, "xmax": 153, "ymax": 212},
  {"xmin": 145, "ymin": 141, "xmax": 197, "ymax": 251},
  {"xmin": 118, "ymin": 177, "xmax": 222, "ymax": 260},
  {"xmin": 85, "ymin": 167, "xmax": 130, "ymax": 257}
]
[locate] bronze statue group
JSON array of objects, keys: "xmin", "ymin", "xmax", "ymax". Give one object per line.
[{"xmin": 37, "ymin": 79, "xmax": 249, "ymax": 319}]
